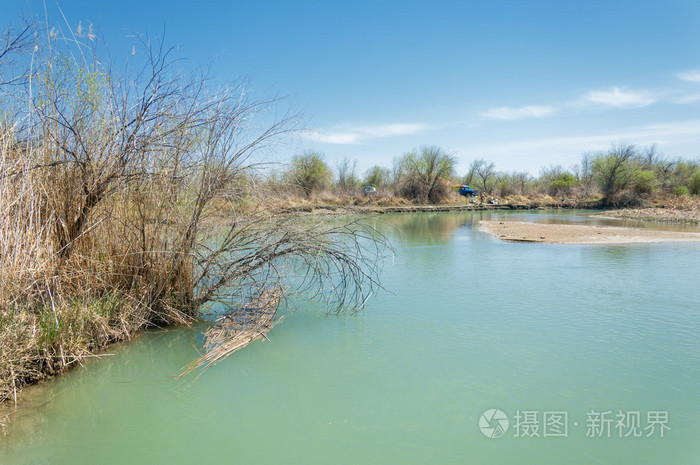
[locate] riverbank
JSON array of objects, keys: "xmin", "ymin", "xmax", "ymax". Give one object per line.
[
  {"xmin": 274, "ymin": 200, "xmax": 600, "ymax": 215},
  {"xmin": 275, "ymin": 195, "xmax": 700, "ymax": 225},
  {"xmin": 592, "ymin": 196, "xmax": 700, "ymax": 224},
  {"xmin": 479, "ymin": 220, "xmax": 700, "ymax": 244},
  {"xmin": 594, "ymin": 208, "xmax": 700, "ymax": 224}
]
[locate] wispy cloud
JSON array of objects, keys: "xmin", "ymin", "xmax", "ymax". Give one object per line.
[
  {"xmin": 480, "ymin": 105, "xmax": 556, "ymax": 121},
  {"xmin": 470, "ymin": 119, "xmax": 700, "ymax": 159},
  {"xmin": 305, "ymin": 123, "xmax": 427, "ymax": 145},
  {"xmin": 670, "ymin": 93, "xmax": 700, "ymax": 105},
  {"xmin": 676, "ymin": 70, "xmax": 700, "ymax": 83},
  {"xmin": 582, "ymin": 87, "xmax": 655, "ymax": 108}
]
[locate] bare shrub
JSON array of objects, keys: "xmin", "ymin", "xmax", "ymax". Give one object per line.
[{"xmin": 0, "ymin": 21, "xmax": 388, "ymax": 401}]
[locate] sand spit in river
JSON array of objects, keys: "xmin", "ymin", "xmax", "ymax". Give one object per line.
[{"xmin": 478, "ymin": 220, "xmax": 700, "ymax": 244}]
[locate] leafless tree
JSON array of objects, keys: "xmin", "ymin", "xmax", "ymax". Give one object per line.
[
  {"xmin": 576, "ymin": 152, "xmax": 595, "ymax": 196},
  {"xmin": 511, "ymin": 171, "xmax": 532, "ymax": 195},
  {"xmin": 469, "ymin": 158, "xmax": 496, "ymax": 193},
  {"xmin": 335, "ymin": 156, "xmax": 359, "ymax": 194},
  {"xmin": 0, "ymin": 19, "xmax": 391, "ymax": 391}
]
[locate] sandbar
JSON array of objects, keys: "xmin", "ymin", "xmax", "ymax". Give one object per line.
[{"xmin": 478, "ymin": 220, "xmax": 700, "ymax": 244}]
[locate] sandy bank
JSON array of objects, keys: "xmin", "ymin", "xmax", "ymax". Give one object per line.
[
  {"xmin": 594, "ymin": 207, "xmax": 700, "ymax": 224},
  {"xmin": 478, "ymin": 220, "xmax": 700, "ymax": 244}
]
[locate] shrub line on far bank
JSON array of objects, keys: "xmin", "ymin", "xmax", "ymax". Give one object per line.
[
  {"xmin": 276, "ymin": 200, "xmax": 605, "ymax": 215},
  {"xmin": 274, "ymin": 197, "xmax": 700, "ymax": 224}
]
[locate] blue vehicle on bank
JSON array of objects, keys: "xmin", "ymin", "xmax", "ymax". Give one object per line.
[
  {"xmin": 362, "ymin": 185, "xmax": 378, "ymax": 195},
  {"xmin": 458, "ymin": 185, "xmax": 479, "ymax": 197}
]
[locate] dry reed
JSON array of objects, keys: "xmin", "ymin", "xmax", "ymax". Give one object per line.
[
  {"xmin": 0, "ymin": 21, "xmax": 387, "ymax": 403},
  {"xmin": 177, "ymin": 287, "xmax": 283, "ymax": 377}
]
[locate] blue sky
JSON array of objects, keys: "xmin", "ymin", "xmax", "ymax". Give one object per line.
[{"xmin": 6, "ymin": 0, "xmax": 700, "ymax": 176}]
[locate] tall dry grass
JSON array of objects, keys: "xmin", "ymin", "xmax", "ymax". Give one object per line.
[
  {"xmin": 0, "ymin": 22, "xmax": 387, "ymax": 404},
  {"xmin": 0, "ymin": 95, "xmax": 199, "ymax": 403}
]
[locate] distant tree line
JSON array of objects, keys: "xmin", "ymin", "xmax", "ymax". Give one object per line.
[{"xmin": 278, "ymin": 143, "xmax": 700, "ymax": 206}]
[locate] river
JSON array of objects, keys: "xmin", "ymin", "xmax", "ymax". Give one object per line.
[{"xmin": 1, "ymin": 211, "xmax": 699, "ymax": 464}]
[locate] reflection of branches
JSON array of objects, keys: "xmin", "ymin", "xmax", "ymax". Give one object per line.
[{"xmin": 382, "ymin": 212, "xmax": 467, "ymax": 245}]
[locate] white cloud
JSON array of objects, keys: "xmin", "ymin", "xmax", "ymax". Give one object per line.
[
  {"xmin": 305, "ymin": 131, "xmax": 361, "ymax": 145},
  {"xmin": 480, "ymin": 105, "xmax": 556, "ymax": 121},
  {"xmin": 469, "ymin": 119, "xmax": 700, "ymax": 160},
  {"xmin": 583, "ymin": 87, "xmax": 655, "ymax": 108},
  {"xmin": 670, "ymin": 93, "xmax": 700, "ymax": 105},
  {"xmin": 305, "ymin": 123, "xmax": 427, "ymax": 145},
  {"xmin": 676, "ymin": 70, "xmax": 700, "ymax": 83}
]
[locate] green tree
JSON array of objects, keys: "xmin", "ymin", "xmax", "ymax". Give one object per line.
[
  {"xmin": 632, "ymin": 169, "xmax": 657, "ymax": 195},
  {"xmin": 395, "ymin": 146, "xmax": 456, "ymax": 203},
  {"xmin": 592, "ymin": 144, "xmax": 638, "ymax": 206},
  {"xmin": 363, "ymin": 165, "xmax": 391, "ymax": 190},
  {"xmin": 288, "ymin": 151, "xmax": 333, "ymax": 196},
  {"xmin": 495, "ymin": 173, "xmax": 513, "ymax": 197},
  {"xmin": 659, "ymin": 160, "xmax": 700, "ymax": 195},
  {"xmin": 551, "ymin": 173, "xmax": 579, "ymax": 197},
  {"xmin": 689, "ymin": 169, "xmax": 700, "ymax": 195}
]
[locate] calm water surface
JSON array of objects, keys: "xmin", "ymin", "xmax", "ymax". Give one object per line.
[{"xmin": 1, "ymin": 211, "xmax": 699, "ymax": 464}]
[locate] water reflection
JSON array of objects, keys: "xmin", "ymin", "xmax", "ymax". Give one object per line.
[
  {"xmin": 358, "ymin": 210, "xmax": 700, "ymax": 247},
  {"xmin": 375, "ymin": 212, "xmax": 479, "ymax": 245},
  {"xmin": 587, "ymin": 244, "xmax": 649, "ymax": 263}
]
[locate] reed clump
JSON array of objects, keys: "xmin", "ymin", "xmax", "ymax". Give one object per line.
[
  {"xmin": 0, "ymin": 22, "xmax": 386, "ymax": 403},
  {"xmin": 178, "ymin": 287, "xmax": 284, "ymax": 377}
]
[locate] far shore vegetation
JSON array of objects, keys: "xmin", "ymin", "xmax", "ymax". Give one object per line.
[
  {"xmin": 2, "ymin": 18, "xmax": 699, "ymax": 406},
  {"xmin": 277, "ymin": 145, "xmax": 700, "ymax": 213}
]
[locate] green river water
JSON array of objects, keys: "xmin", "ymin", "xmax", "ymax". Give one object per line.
[{"xmin": 1, "ymin": 211, "xmax": 699, "ymax": 464}]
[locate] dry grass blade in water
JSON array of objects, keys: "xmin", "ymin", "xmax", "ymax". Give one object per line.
[{"xmin": 178, "ymin": 288, "xmax": 284, "ymax": 377}]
